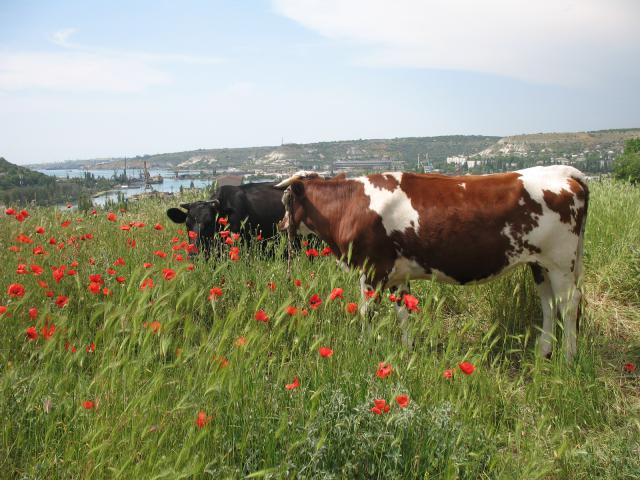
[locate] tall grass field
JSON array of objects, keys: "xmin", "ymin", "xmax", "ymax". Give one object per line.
[{"xmin": 1, "ymin": 179, "xmax": 639, "ymax": 479}]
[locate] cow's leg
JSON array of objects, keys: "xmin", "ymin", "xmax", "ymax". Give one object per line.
[
  {"xmin": 530, "ymin": 264, "xmax": 555, "ymax": 359},
  {"xmin": 391, "ymin": 283, "xmax": 411, "ymax": 347},
  {"xmin": 359, "ymin": 273, "xmax": 375, "ymax": 317},
  {"xmin": 548, "ymin": 268, "xmax": 581, "ymax": 362}
]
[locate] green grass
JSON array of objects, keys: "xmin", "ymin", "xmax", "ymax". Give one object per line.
[{"xmin": 1, "ymin": 179, "xmax": 639, "ymax": 479}]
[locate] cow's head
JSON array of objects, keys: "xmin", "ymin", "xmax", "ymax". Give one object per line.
[
  {"xmin": 166, "ymin": 200, "xmax": 224, "ymax": 258},
  {"xmin": 275, "ymin": 172, "xmax": 322, "ymax": 236}
]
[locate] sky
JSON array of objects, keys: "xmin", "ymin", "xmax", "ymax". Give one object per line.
[{"xmin": 1, "ymin": 0, "xmax": 639, "ymax": 165}]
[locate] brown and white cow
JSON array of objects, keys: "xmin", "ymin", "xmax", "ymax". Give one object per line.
[{"xmin": 276, "ymin": 166, "xmax": 589, "ymax": 361}]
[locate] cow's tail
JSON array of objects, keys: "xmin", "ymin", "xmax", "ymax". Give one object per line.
[
  {"xmin": 571, "ymin": 171, "xmax": 589, "ymax": 284},
  {"xmin": 570, "ymin": 170, "xmax": 589, "ymax": 333}
]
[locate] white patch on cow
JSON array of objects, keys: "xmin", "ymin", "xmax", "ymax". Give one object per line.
[
  {"xmin": 387, "ymin": 257, "xmax": 461, "ymax": 287},
  {"xmin": 458, "ymin": 182, "xmax": 466, "ymax": 190},
  {"xmin": 387, "ymin": 257, "xmax": 427, "ymax": 286},
  {"xmin": 510, "ymin": 166, "xmax": 584, "ymax": 271},
  {"xmin": 356, "ymin": 173, "xmax": 420, "ymax": 235}
]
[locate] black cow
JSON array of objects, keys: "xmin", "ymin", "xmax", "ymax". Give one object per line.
[{"xmin": 166, "ymin": 183, "xmax": 285, "ymax": 258}]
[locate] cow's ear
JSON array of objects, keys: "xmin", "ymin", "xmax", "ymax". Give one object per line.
[
  {"xmin": 291, "ymin": 180, "xmax": 305, "ymax": 198},
  {"xmin": 166, "ymin": 208, "xmax": 187, "ymax": 224}
]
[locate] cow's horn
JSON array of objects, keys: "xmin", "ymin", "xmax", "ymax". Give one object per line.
[{"xmin": 275, "ymin": 170, "xmax": 321, "ymax": 189}]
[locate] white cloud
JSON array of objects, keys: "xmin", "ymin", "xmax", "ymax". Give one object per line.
[
  {"xmin": 51, "ymin": 28, "xmax": 77, "ymax": 47},
  {"xmin": 0, "ymin": 51, "xmax": 172, "ymax": 93},
  {"xmin": 273, "ymin": 0, "xmax": 640, "ymax": 85},
  {"xmin": 0, "ymin": 28, "xmax": 224, "ymax": 93}
]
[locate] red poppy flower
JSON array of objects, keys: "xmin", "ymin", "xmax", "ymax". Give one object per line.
[
  {"xmin": 86, "ymin": 342, "xmax": 96, "ymax": 352},
  {"xmin": 188, "ymin": 230, "xmax": 198, "ymax": 239},
  {"xmin": 294, "ymin": 279, "xmax": 302, "ymax": 287},
  {"xmin": 88, "ymin": 282, "xmax": 101, "ymax": 294},
  {"xmin": 458, "ymin": 361, "xmax": 475, "ymax": 375},
  {"xmin": 196, "ymin": 410, "xmax": 211, "ymax": 428},
  {"xmin": 143, "ymin": 262, "xmax": 153, "ymax": 269},
  {"xmin": 154, "ymin": 250, "xmax": 167, "ymax": 258},
  {"xmin": 144, "ymin": 321, "xmax": 161, "ymax": 333},
  {"xmin": 107, "ymin": 212, "xmax": 117, "ymax": 222},
  {"xmin": 255, "ymin": 309, "xmax": 269, "ymax": 322},
  {"xmin": 26, "ymin": 326, "xmax": 38, "ymax": 340},
  {"xmin": 217, "ymin": 217, "xmax": 228, "ymax": 226},
  {"xmin": 329, "ymin": 288, "xmax": 343, "ymax": 300},
  {"xmin": 443, "ymin": 369, "xmax": 454, "ymax": 379},
  {"xmin": 346, "ymin": 302, "xmax": 358, "ymax": 314},
  {"xmin": 89, "ymin": 274, "xmax": 104, "ymax": 284},
  {"xmin": 140, "ymin": 278, "xmax": 154, "ymax": 290},
  {"xmin": 285, "ymin": 376, "xmax": 300, "ymax": 390},
  {"xmin": 7, "ymin": 283, "xmax": 26, "ymax": 298},
  {"xmin": 371, "ymin": 399, "xmax": 390, "ymax": 414},
  {"xmin": 235, "ymin": 336, "xmax": 247, "ymax": 347},
  {"xmin": 126, "ymin": 238, "xmax": 136, "ymax": 248},
  {"xmin": 208, "ymin": 287, "xmax": 223, "ymax": 300},
  {"xmin": 256, "ymin": 233, "xmax": 263, "ymax": 241},
  {"xmin": 309, "ymin": 294, "xmax": 322, "ymax": 310},
  {"xmin": 219, "ymin": 231, "xmax": 230, "ymax": 239},
  {"xmin": 16, "ymin": 264, "xmax": 27, "ymax": 275},
  {"xmin": 267, "ymin": 281, "xmax": 277, "ymax": 291},
  {"xmin": 321, "ymin": 246, "xmax": 333, "ymax": 256},
  {"xmin": 120, "ymin": 225, "xmax": 131, "ymax": 231},
  {"xmin": 305, "ymin": 248, "xmax": 319, "ymax": 257},
  {"xmin": 55, "ymin": 295, "xmax": 69, "ymax": 308},
  {"xmin": 70, "ymin": 261, "xmax": 79, "ymax": 267},
  {"xmin": 15, "ymin": 213, "xmax": 25, "ymax": 222},
  {"xmin": 82, "ymin": 400, "xmax": 94, "ymax": 410},
  {"xmin": 319, "ymin": 347, "xmax": 333, "ymax": 358},
  {"xmin": 42, "ymin": 324, "xmax": 55, "ymax": 340},
  {"xmin": 28, "ymin": 264, "xmax": 43, "ymax": 276},
  {"xmin": 52, "ymin": 266, "xmax": 65, "ymax": 283},
  {"xmin": 102, "ymin": 288, "xmax": 111, "ymax": 296},
  {"xmin": 8, "ymin": 245, "xmax": 20, "ymax": 252},
  {"xmin": 0, "ymin": 306, "xmax": 7, "ymax": 316},
  {"xmin": 286, "ymin": 306, "xmax": 298, "ymax": 316},
  {"xmin": 376, "ymin": 362, "xmax": 393, "ymax": 379},
  {"xmin": 224, "ymin": 237, "xmax": 234, "ymax": 245},
  {"xmin": 48, "ymin": 237, "xmax": 57, "ymax": 245},
  {"xmin": 365, "ymin": 289, "xmax": 377, "ymax": 299},
  {"xmin": 28, "ymin": 307, "xmax": 38, "ymax": 319},
  {"xmin": 61, "ymin": 220, "xmax": 72, "ymax": 228},
  {"xmin": 153, "ymin": 223, "xmax": 163, "ymax": 230},
  {"xmin": 35, "ymin": 226, "xmax": 45, "ymax": 234},
  {"xmin": 403, "ymin": 294, "xmax": 419, "ymax": 312},
  {"xmin": 229, "ymin": 246, "xmax": 240, "ymax": 261},
  {"xmin": 88, "ymin": 257, "xmax": 96, "ymax": 265},
  {"xmin": 395, "ymin": 394, "xmax": 410, "ymax": 408},
  {"xmin": 37, "ymin": 280, "xmax": 48, "ymax": 289},
  {"xmin": 114, "ymin": 257, "xmax": 126, "ymax": 266},
  {"xmin": 66, "ymin": 269, "xmax": 77, "ymax": 276},
  {"xmin": 17, "ymin": 234, "xmax": 33, "ymax": 244},
  {"xmin": 623, "ymin": 362, "xmax": 636, "ymax": 373},
  {"xmin": 5, "ymin": 207, "xmax": 16, "ymax": 215},
  {"xmin": 162, "ymin": 268, "xmax": 176, "ymax": 280}
]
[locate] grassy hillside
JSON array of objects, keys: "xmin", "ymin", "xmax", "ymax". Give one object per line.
[
  {"xmin": 0, "ymin": 157, "xmax": 115, "ymax": 207},
  {"xmin": 1, "ymin": 180, "xmax": 639, "ymax": 478}
]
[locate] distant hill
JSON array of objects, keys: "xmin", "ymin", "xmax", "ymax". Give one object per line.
[
  {"xmin": 26, "ymin": 128, "xmax": 640, "ymax": 175},
  {"xmin": 29, "ymin": 135, "xmax": 501, "ymax": 171},
  {"xmin": 0, "ymin": 157, "xmax": 112, "ymax": 206},
  {"xmin": 0, "ymin": 156, "xmax": 55, "ymax": 189}
]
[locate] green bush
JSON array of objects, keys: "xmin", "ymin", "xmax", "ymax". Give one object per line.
[{"xmin": 613, "ymin": 138, "xmax": 640, "ymax": 184}]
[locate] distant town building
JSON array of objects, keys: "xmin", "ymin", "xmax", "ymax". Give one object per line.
[
  {"xmin": 446, "ymin": 155, "xmax": 468, "ymax": 166},
  {"xmin": 333, "ymin": 159, "xmax": 398, "ymax": 172}
]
